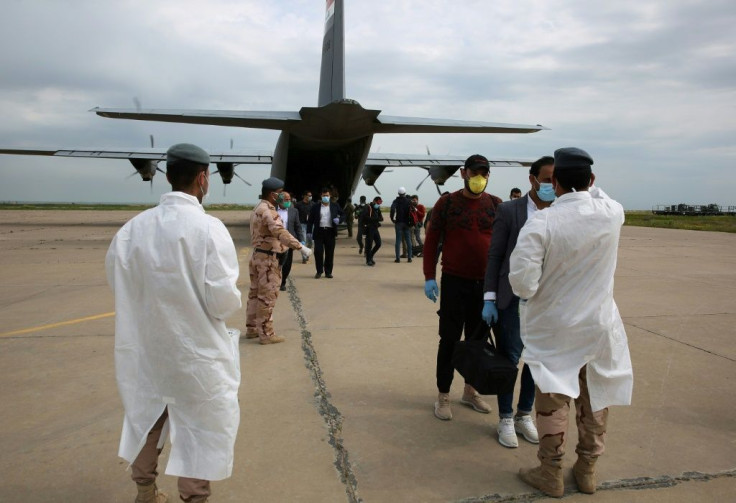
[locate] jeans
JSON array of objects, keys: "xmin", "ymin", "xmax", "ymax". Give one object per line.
[
  {"xmin": 394, "ymin": 222, "xmax": 413, "ymax": 259},
  {"xmin": 436, "ymin": 273, "xmax": 485, "ymax": 393},
  {"xmin": 494, "ymin": 297, "xmax": 535, "ymax": 417},
  {"xmin": 300, "ymin": 223, "xmax": 311, "ymax": 247}
]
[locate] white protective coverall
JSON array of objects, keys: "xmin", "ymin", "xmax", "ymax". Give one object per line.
[
  {"xmin": 508, "ymin": 187, "xmax": 633, "ymax": 412},
  {"xmin": 106, "ymin": 192, "xmax": 242, "ymax": 481}
]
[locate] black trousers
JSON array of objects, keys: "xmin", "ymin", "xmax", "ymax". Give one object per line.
[
  {"xmin": 280, "ymin": 249, "xmax": 294, "ymax": 287},
  {"xmin": 436, "ymin": 273, "xmax": 486, "ymax": 393},
  {"xmin": 364, "ymin": 227, "xmax": 381, "ymax": 263},
  {"xmin": 314, "ymin": 227, "xmax": 336, "ymax": 274}
]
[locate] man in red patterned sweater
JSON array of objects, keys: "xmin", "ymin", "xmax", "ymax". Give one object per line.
[{"xmin": 422, "ymin": 154, "xmax": 503, "ymax": 421}]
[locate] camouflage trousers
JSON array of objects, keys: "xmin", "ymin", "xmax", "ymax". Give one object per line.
[
  {"xmin": 535, "ymin": 365, "xmax": 609, "ymax": 467},
  {"xmin": 245, "ymin": 252, "xmax": 282, "ymax": 342}
]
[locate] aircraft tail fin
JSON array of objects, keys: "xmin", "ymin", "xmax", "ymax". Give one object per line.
[{"xmin": 317, "ymin": 0, "xmax": 345, "ymax": 107}]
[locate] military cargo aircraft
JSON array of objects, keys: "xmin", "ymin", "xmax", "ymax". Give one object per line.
[{"xmin": 0, "ymin": 0, "xmax": 545, "ymax": 204}]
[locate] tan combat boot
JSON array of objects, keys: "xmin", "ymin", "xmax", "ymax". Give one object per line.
[
  {"xmin": 518, "ymin": 463, "xmax": 564, "ymax": 498},
  {"xmin": 573, "ymin": 456, "xmax": 597, "ymax": 494},
  {"xmin": 260, "ymin": 335, "xmax": 285, "ymax": 345},
  {"xmin": 135, "ymin": 482, "xmax": 169, "ymax": 503}
]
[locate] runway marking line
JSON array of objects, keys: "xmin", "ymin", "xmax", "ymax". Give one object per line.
[{"xmin": 0, "ymin": 311, "xmax": 115, "ymax": 338}]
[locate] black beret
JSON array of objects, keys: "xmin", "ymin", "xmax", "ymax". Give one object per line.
[
  {"xmin": 166, "ymin": 143, "xmax": 210, "ymax": 166},
  {"xmin": 554, "ymin": 147, "xmax": 594, "ymax": 170},
  {"xmin": 262, "ymin": 177, "xmax": 285, "ymax": 191}
]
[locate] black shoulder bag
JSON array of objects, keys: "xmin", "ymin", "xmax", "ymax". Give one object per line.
[{"xmin": 451, "ymin": 323, "xmax": 518, "ymax": 395}]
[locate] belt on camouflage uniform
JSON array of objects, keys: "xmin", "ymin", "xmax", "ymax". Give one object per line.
[{"xmin": 254, "ymin": 248, "xmax": 277, "ymax": 256}]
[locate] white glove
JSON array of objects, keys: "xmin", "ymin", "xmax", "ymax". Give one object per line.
[{"xmin": 300, "ymin": 246, "xmax": 312, "ymax": 259}]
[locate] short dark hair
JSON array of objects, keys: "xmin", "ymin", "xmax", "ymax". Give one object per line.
[
  {"xmin": 529, "ymin": 156, "xmax": 554, "ymax": 177},
  {"xmin": 167, "ymin": 159, "xmax": 207, "ymax": 190},
  {"xmin": 373, "ymin": 196, "xmax": 382, "ymax": 203},
  {"xmin": 510, "ymin": 188, "xmax": 521, "ymax": 196},
  {"xmin": 554, "ymin": 166, "xmax": 592, "ymax": 191},
  {"xmin": 302, "ymin": 190, "xmax": 312, "ymax": 198},
  {"xmin": 320, "ymin": 187, "xmax": 331, "ymax": 195},
  {"xmin": 411, "ymin": 194, "xmax": 418, "ymax": 200}
]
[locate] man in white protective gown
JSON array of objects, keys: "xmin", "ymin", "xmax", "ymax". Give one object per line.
[
  {"xmin": 106, "ymin": 143, "xmax": 242, "ymax": 503},
  {"xmin": 508, "ymin": 147, "xmax": 633, "ymax": 498}
]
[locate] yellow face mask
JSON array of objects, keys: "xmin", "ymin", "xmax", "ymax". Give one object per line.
[{"xmin": 467, "ymin": 174, "xmax": 488, "ymax": 194}]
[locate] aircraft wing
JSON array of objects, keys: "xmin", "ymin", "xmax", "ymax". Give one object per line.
[
  {"xmin": 92, "ymin": 108, "xmax": 302, "ymax": 130},
  {"xmin": 365, "ymin": 153, "xmax": 532, "ymax": 167},
  {"xmin": 0, "ymin": 147, "xmax": 273, "ymax": 164},
  {"xmin": 373, "ymin": 115, "xmax": 547, "ymax": 134}
]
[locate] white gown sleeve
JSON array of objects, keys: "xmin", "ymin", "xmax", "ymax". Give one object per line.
[
  {"xmin": 204, "ymin": 220, "xmax": 242, "ymax": 320},
  {"xmin": 509, "ymin": 213, "xmax": 547, "ymax": 300}
]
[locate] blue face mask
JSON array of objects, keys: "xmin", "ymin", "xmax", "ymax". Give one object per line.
[
  {"xmin": 321, "ymin": 196, "xmax": 330, "ymax": 204},
  {"xmin": 373, "ymin": 203, "xmax": 380, "ymax": 209},
  {"xmin": 536, "ymin": 180, "xmax": 556, "ymax": 202}
]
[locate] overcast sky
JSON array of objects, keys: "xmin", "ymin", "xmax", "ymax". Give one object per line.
[{"xmin": 1, "ymin": 0, "xmax": 734, "ymax": 209}]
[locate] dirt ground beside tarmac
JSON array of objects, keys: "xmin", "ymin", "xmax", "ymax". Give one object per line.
[{"xmin": 0, "ymin": 209, "xmax": 734, "ymax": 502}]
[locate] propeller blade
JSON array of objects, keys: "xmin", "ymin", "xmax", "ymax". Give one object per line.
[
  {"xmin": 223, "ymin": 184, "xmax": 227, "ymax": 196},
  {"xmin": 150, "ymin": 179, "xmax": 153, "ymax": 194},
  {"xmin": 126, "ymin": 171, "xmax": 138, "ymax": 180},
  {"xmin": 149, "ymin": 134, "xmax": 155, "ymax": 148},
  {"xmin": 435, "ymin": 183, "xmax": 442, "ymax": 196},
  {"xmin": 156, "ymin": 167, "xmax": 166, "ymax": 174},
  {"xmin": 416, "ymin": 173, "xmax": 431, "ymax": 190},
  {"xmin": 133, "ymin": 97, "xmax": 142, "ymax": 111},
  {"xmin": 372, "ymin": 185, "xmax": 381, "ymax": 195},
  {"xmin": 426, "ymin": 145, "xmax": 431, "ymax": 155},
  {"xmin": 233, "ymin": 172, "xmax": 252, "ymax": 186},
  {"xmin": 230, "ymin": 138, "xmax": 234, "ymax": 149}
]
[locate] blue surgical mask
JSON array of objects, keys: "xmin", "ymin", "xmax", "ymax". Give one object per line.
[
  {"xmin": 536, "ymin": 180, "xmax": 556, "ymax": 202},
  {"xmin": 321, "ymin": 196, "xmax": 330, "ymax": 204},
  {"xmin": 373, "ymin": 203, "xmax": 380, "ymax": 209}
]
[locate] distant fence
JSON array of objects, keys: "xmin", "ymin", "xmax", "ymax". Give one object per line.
[{"xmin": 652, "ymin": 204, "xmax": 736, "ymax": 216}]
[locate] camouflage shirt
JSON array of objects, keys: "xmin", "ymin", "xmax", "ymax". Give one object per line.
[{"xmin": 250, "ymin": 200, "xmax": 301, "ymax": 253}]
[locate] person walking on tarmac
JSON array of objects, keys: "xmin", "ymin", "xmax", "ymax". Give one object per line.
[
  {"xmin": 106, "ymin": 143, "xmax": 242, "ymax": 503},
  {"xmin": 307, "ymin": 187, "xmax": 345, "ymax": 279},
  {"xmin": 422, "ymin": 154, "xmax": 503, "ymax": 421},
  {"xmin": 246, "ymin": 177, "xmax": 312, "ymax": 344},
  {"xmin": 362, "ymin": 196, "xmax": 384, "ymax": 266}
]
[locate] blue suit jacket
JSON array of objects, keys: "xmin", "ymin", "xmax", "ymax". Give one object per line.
[
  {"xmin": 483, "ymin": 194, "xmax": 529, "ymax": 309},
  {"xmin": 306, "ymin": 202, "xmax": 345, "ymax": 237}
]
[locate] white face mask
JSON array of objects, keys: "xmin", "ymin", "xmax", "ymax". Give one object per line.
[{"xmin": 199, "ymin": 173, "xmax": 209, "ymax": 203}]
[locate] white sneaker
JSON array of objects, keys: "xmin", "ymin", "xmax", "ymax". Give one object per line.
[
  {"xmin": 497, "ymin": 417, "xmax": 518, "ymax": 448},
  {"xmin": 514, "ymin": 415, "xmax": 540, "ymax": 444},
  {"xmin": 434, "ymin": 392, "xmax": 452, "ymax": 420}
]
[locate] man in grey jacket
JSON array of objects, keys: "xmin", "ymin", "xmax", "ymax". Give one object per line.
[
  {"xmin": 277, "ymin": 191, "xmax": 305, "ymax": 291},
  {"xmin": 483, "ymin": 156, "xmax": 555, "ymax": 448}
]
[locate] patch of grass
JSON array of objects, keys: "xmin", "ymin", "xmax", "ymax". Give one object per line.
[
  {"xmin": 624, "ymin": 211, "xmax": 736, "ymax": 233},
  {"xmin": 0, "ymin": 202, "xmax": 253, "ymax": 211}
]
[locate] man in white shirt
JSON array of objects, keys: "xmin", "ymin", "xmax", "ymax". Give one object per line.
[
  {"xmin": 106, "ymin": 143, "xmax": 243, "ymax": 503},
  {"xmin": 509, "ymin": 147, "xmax": 633, "ymax": 498}
]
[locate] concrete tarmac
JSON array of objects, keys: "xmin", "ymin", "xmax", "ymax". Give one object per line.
[{"xmin": 0, "ymin": 209, "xmax": 734, "ymax": 502}]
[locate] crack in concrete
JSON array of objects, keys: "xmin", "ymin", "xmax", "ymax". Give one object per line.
[
  {"xmin": 623, "ymin": 321, "xmax": 736, "ymax": 362},
  {"xmin": 287, "ymin": 279, "xmax": 362, "ymax": 503},
  {"xmin": 455, "ymin": 469, "xmax": 736, "ymax": 502}
]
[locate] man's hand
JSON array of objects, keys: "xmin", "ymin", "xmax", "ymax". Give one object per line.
[
  {"xmin": 300, "ymin": 246, "xmax": 312, "ymax": 260},
  {"xmin": 333, "ymin": 217, "xmax": 340, "ymax": 225},
  {"xmin": 482, "ymin": 300, "xmax": 498, "ymax": 325},
  {"xmin": 424, "ymin": 279, "xmax": 439, "ymax": 303}
]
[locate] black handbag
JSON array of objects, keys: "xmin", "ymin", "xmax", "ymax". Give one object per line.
[{"xmin": 451, "ymin": 323, "xmax": 518, "ymax": 395}]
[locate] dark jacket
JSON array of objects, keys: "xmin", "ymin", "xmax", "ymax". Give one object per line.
[
  {"xmin": 362, "ymin": 204, "xmax": 384, "ymax": 231},
  {"xmin": 306, "ymin": 202, "xmax": 345, "ymax": 237},
  {"xmin": 483, "ymin": 194, "xmax": 528, "ymax": 309},
  {"xmin": 294, "ymin": 199, "xmax": 314, "ymax": 224},
  {"xmin": 390, "ymin": 195, "xmax": 412, "ymax": 224}
]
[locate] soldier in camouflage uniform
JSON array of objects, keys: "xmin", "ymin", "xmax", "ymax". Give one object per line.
[{"xmin": 246, "ymin": 177, "xmax": 311, "ymax": 345}]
